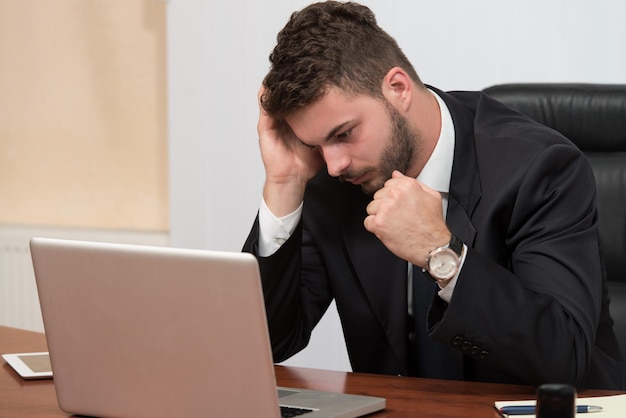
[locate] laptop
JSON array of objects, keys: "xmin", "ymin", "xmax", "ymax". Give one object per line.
[{"xmin": 30, "ymin": 237, "xmax": 385, "ymax": 418}]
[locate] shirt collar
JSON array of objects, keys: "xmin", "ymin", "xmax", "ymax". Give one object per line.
[{"xmin": 416, "ymin": 89, "xmax": 455, "ymax": 194}]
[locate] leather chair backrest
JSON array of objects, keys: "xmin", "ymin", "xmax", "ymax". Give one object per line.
[
  {"xmin": 483, "ymin": 83, "xmax": 626, "ymax": 283},
  {"xmin": 483, "ymin": 83, "xmax": 626, "ymax": 358}
]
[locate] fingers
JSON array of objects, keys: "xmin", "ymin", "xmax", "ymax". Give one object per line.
[
  {"xmin": 368, "ymin": 171, "xmax": 404, "ymax": 213},
  {"xmin": 363, "ymin": 214, "xmax": 375, "ymax": 234},
  {"xmin": 364, "ymin": 186, "xmax": 391, "ymax": 234},
  {"xmin": 370, "ymin": 170, "xmax": 409, "ymax": 202},
  {"xmin": 391, "ymin": 170, "xmax": 405, "ymax": 179},
  {"xmin": 364, "ymin": 173, "xmax": 434, "ymax": 234}
]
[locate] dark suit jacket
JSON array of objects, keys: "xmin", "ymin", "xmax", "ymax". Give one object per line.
[{"xmin": 243, "ymin": 88, "xmax": 626, "ymax": 390}]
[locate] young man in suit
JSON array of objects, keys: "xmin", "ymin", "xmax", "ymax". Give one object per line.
[{"xmin": 243, "ymin": 1, "xmax": 624, "ymax": 390}]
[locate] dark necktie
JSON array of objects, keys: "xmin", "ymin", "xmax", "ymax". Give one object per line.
[{"xmin": 408, "ymin": 265, "xmax": 462, "ymax": 380}]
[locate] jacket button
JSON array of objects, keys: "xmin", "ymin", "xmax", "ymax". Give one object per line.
[
  {"xmin": 461, "ymin": 341, "xmax": 473, "ymax": 351},
  {"xmin": 470, "ymin": 346, "xmax": 481, "ymax": 356},
  {"xmin": 452, "ymin": 336, "xmax": 464, "ymax": 346},
  {"xmin": 479, "ymin": 350, "xmax": 489, "ymax": 359}
]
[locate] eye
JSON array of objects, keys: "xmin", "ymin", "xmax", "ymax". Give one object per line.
[{"xmin": 337, "ymin": 129, "xmax": 352, "ymax": 141}]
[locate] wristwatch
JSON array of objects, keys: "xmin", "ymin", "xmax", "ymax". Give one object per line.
[{"xmin": 423, "ymin": 234, "xmax": 463, "ymax": 283}]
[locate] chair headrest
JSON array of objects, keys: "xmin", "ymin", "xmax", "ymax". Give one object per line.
[{"xmin": 483, "ymin": 83, "xmax": 626, "ymax": 152}]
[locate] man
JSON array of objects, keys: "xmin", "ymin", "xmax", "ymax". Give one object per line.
[{"xmin": 243, "ymin": 1, "xmax": 625, "ymax": 389}]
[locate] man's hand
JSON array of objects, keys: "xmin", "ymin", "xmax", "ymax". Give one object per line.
[
  {"xmin": 258, "ymin": 87, "xmax": 324, "ymax": 217},
  {"xmin": 364, "ymin": 170, "xmax": 451, "ymax": 267}
]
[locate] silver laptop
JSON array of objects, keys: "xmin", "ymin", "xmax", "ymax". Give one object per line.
[{"xmin": 30, "ymin": 237, "xmax": 385, "ymax": 418}]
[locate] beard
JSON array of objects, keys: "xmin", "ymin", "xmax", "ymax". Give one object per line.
[{"xmin": 341, "ymin": 104, "xmax": 418, "ymax": 195}]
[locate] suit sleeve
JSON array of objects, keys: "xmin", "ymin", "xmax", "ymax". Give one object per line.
[
  {"xmin": 243, "ymin": 216, "xmax": 331, "ymax": 362},
  {"xmin": 427, "ymin": 143, "xmax": 609, "ymax": 386}
]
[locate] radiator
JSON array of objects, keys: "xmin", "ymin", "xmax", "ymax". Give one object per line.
[{"xmin": 0, "ymin": 225, "xmax": 168, "ymax": 332}]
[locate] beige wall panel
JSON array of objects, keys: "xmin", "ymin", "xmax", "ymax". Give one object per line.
[{"xmin": 0, "ymin": 0, "xmax": 167, "ymax": 231}]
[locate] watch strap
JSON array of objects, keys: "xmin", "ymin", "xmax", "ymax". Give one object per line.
[{"xmin": 448, "ymin": 234, "xmax": 463, "ymax": 256}]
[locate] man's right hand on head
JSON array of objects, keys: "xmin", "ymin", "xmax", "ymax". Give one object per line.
[{"xmin": 258, "ymin": 86, "xmax": 324, "ymax": 217}]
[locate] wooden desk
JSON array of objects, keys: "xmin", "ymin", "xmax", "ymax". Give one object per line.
[{"xmin": 1, "ymin": 326, "xmax": 621, "ymax": 417}]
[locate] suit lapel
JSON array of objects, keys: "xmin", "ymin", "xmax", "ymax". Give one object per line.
[
  {"xmin": 341, "ymin": 196, "xmax": 409, "ymax": 371},
  {"xmin": 447, "ymin": 194, "xmax": 477, "ymax": 245},
  {"xmin": 436, "ymin": 88, "xmax": 481, "ymax": 244}
]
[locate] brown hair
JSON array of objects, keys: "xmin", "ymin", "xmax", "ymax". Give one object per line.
[{"xmin": 261, "ymin": 1, "xmax": 423, "ymax": 118}]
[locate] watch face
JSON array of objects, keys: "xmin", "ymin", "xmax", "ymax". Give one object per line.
[{"xmin": 428, "ymin": 248, "xmax": 459, "ymax": 280}]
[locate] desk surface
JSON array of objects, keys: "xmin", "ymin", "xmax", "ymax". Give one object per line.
[{"xmin": 1, "ymin": 325, "xmax": 621, "ymax": 417}]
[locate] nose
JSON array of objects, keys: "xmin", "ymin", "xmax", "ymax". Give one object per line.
[{"xmin": 321, "ymin": 145, "xmax": 350, "ymax": 177}]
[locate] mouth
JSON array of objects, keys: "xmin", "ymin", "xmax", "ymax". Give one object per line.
[{"xmin": 341, "ymin": 172, "xmax": 368, "ymax": 185}]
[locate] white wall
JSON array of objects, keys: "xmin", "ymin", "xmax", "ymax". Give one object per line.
[{"xmin": 167, "ymin": 0, "xmax": 626, "ymax": 372}]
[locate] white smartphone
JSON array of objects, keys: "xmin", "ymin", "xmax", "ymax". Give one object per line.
[{"xmin": 2, "ymin": 352, "xmax": 53, "ymax": 379}]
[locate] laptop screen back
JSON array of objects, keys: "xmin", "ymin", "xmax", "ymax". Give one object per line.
[{"xmin": 31, "ymin": 237, "xmax": 281, "ymax": 418}]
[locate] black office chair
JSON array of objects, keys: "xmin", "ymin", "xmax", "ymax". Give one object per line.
[{"xmin": 483, "ymin": 83, "xmax": 626, "ymax": 360}]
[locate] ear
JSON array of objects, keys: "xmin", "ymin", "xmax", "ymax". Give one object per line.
[{"xmin": 381, "ymin": 67, "xmax": 412, "ymax": 112}]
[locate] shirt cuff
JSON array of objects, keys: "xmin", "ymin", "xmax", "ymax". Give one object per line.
[{"xmin": 257, "ymin": 198, "xmax": 303, "ymax": 257}]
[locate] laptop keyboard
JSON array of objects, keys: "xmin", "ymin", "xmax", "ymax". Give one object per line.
[{"xmin": 280, "ymin": 405, "xmax": 314, "ymax": 417}]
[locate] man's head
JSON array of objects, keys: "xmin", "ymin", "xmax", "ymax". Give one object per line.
[
  {"xmin": 261, "ymin": 1, "xmax": 424, "ymax": 119},
  {"xmin": 282, "ymin": 79, "xmax": 425, "ymax": 195}
]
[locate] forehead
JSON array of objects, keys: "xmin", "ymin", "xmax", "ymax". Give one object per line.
[{"xmin": 285, "ymin": 87, "xmax": 385, "ymax": 144}]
